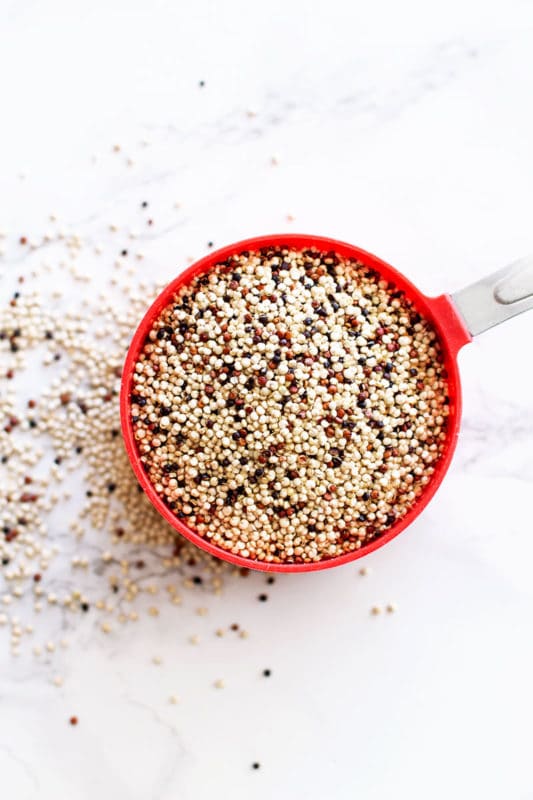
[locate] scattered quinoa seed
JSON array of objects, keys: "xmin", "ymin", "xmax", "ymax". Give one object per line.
[{"xmin": 0, "ymin": 201, "xmax": 238, "ymax": 701}]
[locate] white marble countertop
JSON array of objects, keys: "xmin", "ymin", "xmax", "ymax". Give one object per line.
[{"xmin": 1, "ymin": 1, "xmax": 533, "ymax": 798}]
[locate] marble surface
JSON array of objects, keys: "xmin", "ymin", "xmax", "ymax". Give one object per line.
[{"xmin": 1, "ymin": 1, "xmax": 533, "ymax": 798}]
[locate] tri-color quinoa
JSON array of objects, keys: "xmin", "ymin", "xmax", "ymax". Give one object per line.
[{"xmin": 131, "ymin": 247, "xmax": 449, "ymax": 564}]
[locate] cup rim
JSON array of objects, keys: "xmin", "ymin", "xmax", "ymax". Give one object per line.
[{"xmin": 120, "ymin": 233, "xmax": 463, "ymax": 573}]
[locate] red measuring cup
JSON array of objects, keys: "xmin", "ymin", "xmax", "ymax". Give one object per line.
[{"xmin": 120, "ymin": 234, "xmax": 533, "ymax": 572}]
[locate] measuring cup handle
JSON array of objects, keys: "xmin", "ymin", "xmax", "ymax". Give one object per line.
[{"xmin": 451, "ymin": 255, "xmax": 533, "ymax": 336}]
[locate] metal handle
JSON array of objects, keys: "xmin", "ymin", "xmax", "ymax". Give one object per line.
[{"xmin": 452, "ymin": 255, "xmax": 533, "ymax": 336}]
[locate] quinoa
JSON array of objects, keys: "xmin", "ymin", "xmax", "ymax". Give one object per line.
[
  {"xmin": 131, "ymin": 246, "xmax": 449, "ymax": 564},
  {"xmin": 0, "ymin": 231, "xmax": 228, "ymax": 657}
]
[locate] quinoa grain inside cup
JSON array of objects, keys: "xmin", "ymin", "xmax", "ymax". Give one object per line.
[{"xmin": 130, "ymin": 246, "xmax": 449, "ymax": 565}]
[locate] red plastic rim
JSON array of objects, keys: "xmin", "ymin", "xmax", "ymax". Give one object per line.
[{"xmin": 120, "ymin": 234, "xmax": 471, "ymax": 573}]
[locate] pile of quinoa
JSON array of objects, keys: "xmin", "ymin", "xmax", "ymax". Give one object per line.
[
  {"xmin": 0, "ymin": 214, "xmax": 229, "ymax": 659},
  {"xmin": 131, "ymin": 246, "xmax": 449, "ymax": 564}
]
